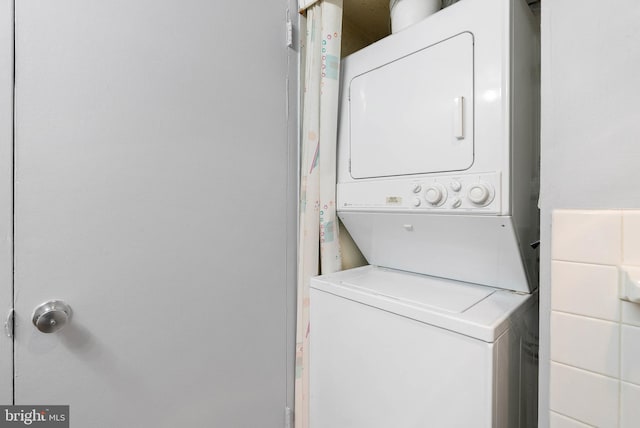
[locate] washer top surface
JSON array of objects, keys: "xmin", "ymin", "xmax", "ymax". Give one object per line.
[
  {"xmin": 339, "ymin": 266, "xmax": 494, "ymax": 313},
  {"xmin": 311, "ymin": 265, "xmax": 536, "ymax": 342}
]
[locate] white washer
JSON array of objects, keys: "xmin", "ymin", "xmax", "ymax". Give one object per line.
[{"xmin": 310, "ymin": 266, "xmax": 538, "ymax": 428}]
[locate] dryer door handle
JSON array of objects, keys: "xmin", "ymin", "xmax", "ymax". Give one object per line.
[{"xmin": 454, "ymin": 96, "xmax": 465, "ymax": 140}]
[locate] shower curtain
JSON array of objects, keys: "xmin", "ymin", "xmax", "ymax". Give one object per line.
[{"xmin": 295, "ymin": 0, "xmax": 343, "ymax": 426}]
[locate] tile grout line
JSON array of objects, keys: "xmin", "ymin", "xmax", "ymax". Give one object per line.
[
  {"xmin": 618, "ymin": 213, "xmax": 624, "ymax": 427},
  {"xmin": 551, "ymin": 360, "xmax": 617, "ymax": 380},
  {"xmin": 550, "ymin": 357, "xmax": 619, "ymax": 383},
  {"xmin": 618, "ymin": 313, "xmax": 623, "ymax": 426},
  {"xmin": 549, "ymin": 410, "xmax": 596, "ymax": 428},
  {"xmin": 551, "ymin": 258, "xmax": 620, "ymax": 268},
  {"xmin": 551, "ymin": 308, "xmax": 640, "ymax": 329},
  {"xmin": 551, "ymin": 308, "xmax": 620, "ymax": 325}
]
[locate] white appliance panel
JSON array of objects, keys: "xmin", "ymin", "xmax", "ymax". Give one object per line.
[
  {"xmin": 310, "ymin": 266, "xmax": 539, "ymax": 428},
  {"xmin": 339, "ymin": 267, "xmax": 494, "ymax": 313},
  {"xmin": 310, "ymin": 287, "xmax": 495, "ymax": 428},
  {"xmin": 339, "ymin": 213, "xmax": 532, "ymax": 293},
  {"xmin": 339, "ymin": 171, "xmax": 501, "ymax": 213},
  {"xmin": 349, "ymin": 32, "xmax": 474, "ymax": 179},
  {"xmin": 312, "ymin": 266, "xmax": 534, "ymax": 341}
]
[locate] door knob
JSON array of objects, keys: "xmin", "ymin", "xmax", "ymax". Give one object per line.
[{"xmin": 32, "ymin": 300, "xmax": 72, "ymax": 333}]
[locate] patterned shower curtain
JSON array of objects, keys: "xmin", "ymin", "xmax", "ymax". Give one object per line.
[{"xmin": 295, "ymin": 0, "xmax": 343, "ymax": 426}]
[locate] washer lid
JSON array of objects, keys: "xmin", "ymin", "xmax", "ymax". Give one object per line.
[
  {"xmin": 340, "ymin": 266, "xmax": 494, "ymax": 314},
  {"xmin": 310, "ymin": 266, "xmax": 534, "ymax": 342}
]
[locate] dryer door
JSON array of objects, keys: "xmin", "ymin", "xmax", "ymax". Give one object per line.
[{"xmin": 349, "ymin": 32, "xmax": 474, "ymax": 179}]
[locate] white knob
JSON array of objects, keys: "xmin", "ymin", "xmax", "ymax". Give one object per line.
[
  {"xmin": 450, "ymin": 181, "xmax": 462, "ymax": 192},
  {"xmin": 468, "ymin": 183, "xmax": 491, "ymax": 205},
  {"xmin": 451, "ymin": 197, "xmax": 462, "ymax": 208},
  {"xmin": 412, "ymin": 184, "xmax": 422, "ymax": 193},
  {"xmin": 413, "ymin": 197, "xmax": 422, "ymax": 207},
  {"xmin": 424, "ymin": 184, "xmax": 446, "ymax": 206}
]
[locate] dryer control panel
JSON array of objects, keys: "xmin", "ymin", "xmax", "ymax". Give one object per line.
[{"xmin": 338, "ymin": 172, "xmax": 501, "ymax": 214}]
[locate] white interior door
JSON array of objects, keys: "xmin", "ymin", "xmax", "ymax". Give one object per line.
[{"xmin": 12, "ymin": 1, "xmax": 296, "ymax": 426}]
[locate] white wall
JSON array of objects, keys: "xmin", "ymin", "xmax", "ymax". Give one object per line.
[
  {"xmin": 0, "ymin": 0, "xmax": 13, "ymax": 405},
  {"xmin": 540, "ymin": 1, "xmax": 640, "ymax": 426}
]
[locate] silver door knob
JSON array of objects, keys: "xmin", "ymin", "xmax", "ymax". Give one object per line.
[{"xmin": 32, "ymin": 300, "xmax": 72, "ymax": 333}]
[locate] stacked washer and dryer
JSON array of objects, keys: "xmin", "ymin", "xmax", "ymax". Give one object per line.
[{"xmin": 309, "ymin": 0, "xmax": 540, "ymax": 427}]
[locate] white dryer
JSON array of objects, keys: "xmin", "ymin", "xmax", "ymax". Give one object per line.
[
  {"xmin": 337, "ymin": 0, "xmax": 540, "ymax": 292},
  {"xmin": 310, "ymin": 266, "xmax": 538, "ymax": 428}
]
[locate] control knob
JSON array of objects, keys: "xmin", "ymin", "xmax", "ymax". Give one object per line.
[
  {"xmin": 468, "ymin": 183, "xmax": 492, "ymax": 206},
  {"xmin": 424, "ymin": 184, "xmax": 447, "ymax": 206},
  {"xmin": 450, "ymin": 180, "xmax": 462, "ymax": 192}
]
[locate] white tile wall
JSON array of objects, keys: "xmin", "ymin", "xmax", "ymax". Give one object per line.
[
  {"xmin": 550, "ymin": 363, "xmax": 619, "ymax": 427},
  {"xmin": 552, "ymin": 210, "xmax": 622, "ymax": 265},
  {"xmin": 551, "ymin": 261, "xmax": 620, "ymax": 321},
  {"xmin": 621, "ymin": 325, "xmax": 640, "ymax": 385},
  {"xmin": 622, "ymin": 301, "xmax": 640, "ymax": 327},
  {"xmin": 550, "ymin": 412, "xmax": 593, "ymax": 428},
  {"xmin": 550, "ymin": 412, "xmax": 594, "ymax": 428},
  {"xmin": 623, "ymin": 212, "xmax": 640, "ymax": 265},
  {"xmin": 550, "ymin": 312, "xmax": 619, "ymax": 377},
  {"xmin": 550, "ymin": 209, "xmax": 640, "ymax": 427},
  {"xmin": 621, "ymin": 382, "xmax": 640, "ymax": 428}
]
